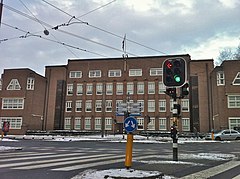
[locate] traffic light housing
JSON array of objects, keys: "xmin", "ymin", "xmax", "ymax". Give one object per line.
[
  {"xmin": 170, "ymin": 126, "xmax": 177, "ymax": 139},
  {"xmin": 163, "ymin": 57, "xmax": 186, "ymax": 87},
  {"xmin": 164, "ymin": 88, "xmax": 176, "ymax": 99},
  {"xmin": 180, "ymin": 83, "xmax": 189, "ymax": 98}
]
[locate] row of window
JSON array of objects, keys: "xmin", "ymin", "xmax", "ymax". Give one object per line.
[
  {"xmin": 67, "ymin": 81, "xmax": 166, "ymax": 96},
  {"xmin": 0, "ymin": 78, "xmax": 35, "ymax": 91},
  {"xmin": 69, "ymin": 68, "xmax": 163, "ymax": 79},
  {"xmin": 217, "ymin": 71, "xmax": 240, "ymax": 86},
  {"xmin": 0, "ymin": 117, "xmax": 22, "ymax": 129},
  {"xmin": 64, "ymin": 117, "xmax": 191, "ymax": 131},
  {"xmin": 65, "ymin": 99, "xmax": 190, "ymax": 113}
]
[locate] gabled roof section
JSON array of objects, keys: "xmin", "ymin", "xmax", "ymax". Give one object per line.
[
  {"xmin": 232, "ymin": 72, "xmax": 240, "ymax": 85},
  {"xmin": 7, "ymin": 79, "xmax": 21, "ymax": 90}
]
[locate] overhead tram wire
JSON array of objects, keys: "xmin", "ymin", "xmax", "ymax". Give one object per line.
[
  {"xmin": 1, "ymin": 22, "xmax": 107, "ymax": 57},
  {"xmin": 3, "ymin": 4, "xmax": 137, "ymax": 57},
  {"xmin": 18, "ymin": 0, "xmax": 78, "ymax": 58},
  {"xmin": 41, "ymin": 0, "xmax": 167, "ymax": 55}
]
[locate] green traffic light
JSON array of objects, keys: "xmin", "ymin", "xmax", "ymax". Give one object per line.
[{"xmin": 174, "ymin": 75, "xmax": 181, "ymax": 82}]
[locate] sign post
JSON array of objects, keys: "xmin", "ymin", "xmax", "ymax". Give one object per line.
[{"xmin": 124, "ymin": 116, "xmax": 138, "ymax": 169}]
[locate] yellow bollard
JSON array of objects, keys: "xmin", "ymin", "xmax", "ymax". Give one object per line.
[
  {"xmin": 211, "ymin": 131, "xmax": 214, "ymax": 140},
  {"xmin": 125, "ymin": 133, "xmax": 133, "ymax": 169},
  {"xmin": 1, "ymin": 131, "xmax": 4, "ymax": 139}
]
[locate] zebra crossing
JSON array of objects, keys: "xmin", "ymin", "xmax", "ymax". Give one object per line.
[{"xmin": 0, "ymin": 148, "xmax": 158, "ymax": 172}]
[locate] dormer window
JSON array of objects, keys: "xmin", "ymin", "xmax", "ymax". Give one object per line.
[{"xmin": 7, "ymin": 79, "xmax": 21, "ymax": 90}]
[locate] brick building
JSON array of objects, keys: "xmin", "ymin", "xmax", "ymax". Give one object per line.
[
  {"xmin": 0, "ymin": 69, "xmax": 47, "ymax": 134},
  {"xmin": 210, "ymin": 60, "xmax": 240, "ymax": 130},
  {"xmin": 1, "ymin": 55, "xmax": 227, "ymax": 134}
]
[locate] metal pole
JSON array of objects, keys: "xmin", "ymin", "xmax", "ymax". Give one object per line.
[{"xmin": 0, "ymin": 0, "xmax": 3, "ymax": 27}]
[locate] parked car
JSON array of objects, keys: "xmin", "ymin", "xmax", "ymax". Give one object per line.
[{"xmin": 205, "ymin": 129, "xmax": 240, "ymax": 141}]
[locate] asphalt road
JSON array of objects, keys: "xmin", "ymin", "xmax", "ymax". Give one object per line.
[{"xmin": 0, "ymin": 139, "xmax": 239, "ymax": 179}]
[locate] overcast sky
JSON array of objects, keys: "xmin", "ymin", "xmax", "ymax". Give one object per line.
[{"xmin": 1, "ymin": 0, "xmax": 240, "ymax": 76}]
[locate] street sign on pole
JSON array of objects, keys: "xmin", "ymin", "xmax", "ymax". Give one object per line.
[{"xmin": 124, "ymin": 117, "xmax": 138, "ymax": 133}]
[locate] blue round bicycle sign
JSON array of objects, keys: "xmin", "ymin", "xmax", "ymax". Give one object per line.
[{"xmin": 124, "ymin": 117, "xmax": 138, "ymax": 133}]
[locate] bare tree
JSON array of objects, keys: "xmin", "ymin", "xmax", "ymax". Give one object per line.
[{"xmin": 217, "ymin": 44, "xmax": 240, "ymax": 65}]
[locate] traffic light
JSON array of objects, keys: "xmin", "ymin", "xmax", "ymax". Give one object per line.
[
  {"xmin": 164, "ymin": 88, "xmax": 176, "ymax": 99},
  {"xmin": 163, "ymin": 57, "xmax": 186, "ymax": 87},
  {"xmin": 180, "ymin": 83, "xmax": 189, "ymax": 98},
  {"xmin": 170, "ymin": 126, "xmax": 177, "ymax": 139}
]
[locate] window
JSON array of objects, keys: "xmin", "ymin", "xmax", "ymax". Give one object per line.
[
  {"xmin": 229, "ymin": 117, "xmax": 240, "ymax": 129},
  {"xmin": 148, "ymin": 118, "xmax": 155, "ymax": 130},
  {"xmin": 7, "ymin": 79, "xmax": 21, "ymax": 90},
  {"xmin": 85, "ymin": 100, "xmax": 92, "ymax": 112},
  {"xmin": 67, "ymin": 84, "xmax": 73, "ymax": 96},
  {"xmin": 232, "ymin": 72, "xmax": 240, "ymax": 85},
  {"xmin": 69, "ymin": 71, "xmax": 82, "ymax": 78},
  {"xmin": 64, "ymin": 117, "xmax": 71, "ymax": 129},
  {"xmin": 96, "ymin": 83, "xmax": 103, "ymax": 95},
  {"xmin": 75, "ymin": 100, "xmax": 82, "ymax": 112},
  {"xmin": 76, "ymin": 84, "xmax": 83, "ymax": 95},
  {"xmin": 26, "ymin": 77, "xmax": 35, "ymax": 90},
  {"xmin": 108, "ymin": 69, "xmax": 121, "ymax": 77},
  {"xmin": 105, "ymin": 118, "xmax": 112, "ymax": 130},
  {"xmin": 158, "ymin": 82, "xmax": 166, "ymax": 94},
  {"xmin": 127, "ymin": 82, "xmax": 134, "ymax": 95},
  {"xmin": 105, "ymin": 100, "xmax": 112, "ymax": 112},
  {"xmin": 159, "ymin": 100, "xmax": 166, "ymax": 112},
  {"xmin": 86, "ymin": 83, "xmax": 93, "ymax": 95},
  {"xmin": 217, "ymin": 71, "xmax": 225, "ymax": 86},
  {"xmin": 65, "ymin": 101, "xmax": 72, "ymax": 112},
  {"xmin": 137, "ymin": 82, "xmax": 144, "ymax": 94},
  {"xmin": 106, "ymin": 83, "xmax": 113, "ymax": 95},
  {"xmin": 148, "ymin": 82, "xmax": 155, "ymax": 94},
  {"xmin": 2, "ymin": 98, "xmax": 24, "ymax": 109},
  {"xmin": 95, "ymin": 118, "xmax": 102, "ymax": 130},
  {"xmin": 89, "ymin": 70, "xmax": 101, "ymax": 78},
  {"xmin": 116, "ymin": 83, "xmax": 123, "ymax": 95},
  {"xmin": 181, "ymin": 99, "xmax": 189, "ymax": 112},
  {"xmin": 150, "ymin": 68, "xmax": 162, "ymax": 76},
  {"xmin": 129, "ymin": 69, "xmax": 142, "ymax": 76},
  {"xmin": 159, "ymin": 118, "xmax": 167, "ymax": 130},
  {"xmin": 95, "ymin": 100, "xmax": 102, "ymax": 112},
  {"xmin": 84, "ymin": 118, "xmax": 91, "ymax": 130},
  {"xmin": 137, "ymin": 100, "xmax": 144, "ymax": 112},
  {"xmin": 137, "ymin": 118, "xmax": 144, "ymax": 130},
  {"xmin": 228, "ymin": 95, "xmax": 240, "ymax": 108},
  {"xmin": 74, "ymin": 117, "xmax": 81, "ymax": 129},
  {"xmin": 0, "ymin": 117, "xmax": 22, "ymax": 129},
  {"xmin": 148, "ymin": 100, "xmax": 155, "ymax": 112},
  {"xmin": 182, "ymin": 118, "xmax": 190, "ymax": 131}
]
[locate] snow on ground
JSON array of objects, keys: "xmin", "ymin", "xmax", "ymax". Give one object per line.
[{"xmin": 0, "ymin": 138, "xmax": 22, "ymax": 151}]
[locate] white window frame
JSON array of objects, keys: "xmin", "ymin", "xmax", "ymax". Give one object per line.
[
  {"xmin": 148, "ymin": 82, "xmax": 155, "ymax": 94},
  {"xmin": 65, "ymin": 101, "xmax": 72, "ymax": 112},
  {"xmin": 76, "ymin": 84, "xmax": 83, "ymax": 95},
  {"xmin": 74, "ymin": 117, "xmax": 81, "ymax": 130},
  {"xmin": 67, "ymin": 84, "xmax": 73, "ymax": 96},
  {"xmin": 137, "ymin": 82, "xmax": 144, "ymax": 94},
  {"xmin": 127, "ymin": 82, "xmax": 134, "ymax": 95},
  {"xmin": 159, "ymin": 118, "xmax": 167, "ymax": 130},
  {"xmin": 228, "ymin": 95, "xmax": 240, "ymax": 108},
  {"xmin": 0, "ymin": 117, "xmax": 22, "ymax": 129},
  {"xmin": 89, "ymin": 70, "xmax": 101, "ymax": 78},
  {"xmin": 84, "ymin": 117, "xmax": 91, "ymax": 130},
  {"xmin": 105, "ymin": 118, "xmax": 112, "ymax": 130},
  {"xmin": 232, "ymin": 72, "xmax": 240, "ymax": 85},
  {"xmin": 159, "ymin": 82, "xmax": 166, "ymax": 94},
  {"xmin": 95, "ymin": 118, "xmax": 102, "ymax": 130},
  {"xmin": 148, "ymin": 100, "xmax": 155, "ymax": 112},
  {"xmin": 2, "ymin": 98, "xmax": 24, "ymax": 109},
  {"xmin": 69, "ymin": 71, "xmax": 82, "ymax": 78},
  {"xmin": 108, "ymin": 69, "xmax": 121, "ymax": 77},
  {"xmin": 181, "ymin": 99, "xmax": 189, "ymax": 112},
  {"xmin": 182, "ymin": 118, "xmax": 190, "ymax": 131},
  {"xmin": 148, "ymin": 118, "xmax": 155, "ymax": 130},
  {"xmin": 159, "ymin": 100, "xmax": 166, "ymax": 112},
  {"xmin": 116, "ymin": 83, "xmax": 123, "ymax": 95},
  {"xmin": 26, "ymin": 77, "xmax": 35, "ymax": 90},
  {"xmin": 106, "ymin": 83, "xmax": 113, "ymax": 95},
  {"xmin": 150, "ymin": 68, "xmax": 162, "ymax": 76},
  {"xmin": 95, "ymin": 100, "xmax": 102, "ymax": 112},
  {"xmin": 129, "ymin": 69, "xmax": 142, "ymax": 76},
  {"xmin": 229, "ymin": 117, "xmax": 240, "ymax": 129},
  {"xmin": 137, "ymin": 118, "xmax": 144, "ymax": 130},
  {"xmin": 85, "ymin": 100, "xmax": 92, "ymax": 112},
  {"xmin": 217, "ymin": 71, "xmax": 225, "ymax": 86},
  {"xmin": 96, "ymin": 83, "xmax": 103, "ymax": 95},
  {"xmin": 7, "ymin": 79, "xmax": 21, "ymax": 90},
  {"xmin": 75, "ymin": 100, "xmax": 82, "ymax": 112},
  {"xmin": 64, "ymin": 117, "xmax": 71, "ymax": 130},
  {"xmin": 86, "ymin": 83, "xmax": 93, "ymax": 95},
  {"xmin": 105, "ymin": 100, "xmax": 113, "ymax": 112}
]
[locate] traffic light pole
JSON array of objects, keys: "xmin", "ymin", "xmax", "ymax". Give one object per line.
[{"xmin": 172, "ymin": 99, "xmax": 179, "ymax": 161}]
